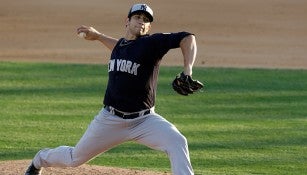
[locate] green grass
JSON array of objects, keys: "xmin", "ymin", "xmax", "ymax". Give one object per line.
[{"xmin": 1, "ymin": 61, "xmax": 307, "ymax": 174}]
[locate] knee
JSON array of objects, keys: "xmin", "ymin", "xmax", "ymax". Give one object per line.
[
  {"xmin": 175, "ymin": 133, "xmax": 188, "ymax": 146},
  {"xmin": 53, "ymin": 146, "xmax": 84, "ymax": 167},
  {"xmin": 68, "ymin": 157, "xmax": 87, "ymax": 167},
  {"xmin": 69, "ymin": 160, "xmax": 83, "ymax": 167},
  {"xmin": 69, "ymin": 149, "xmax": 87, "ymax": 167},
  {"xmin": 167, "ymin": 131, "xmax": 188, "ymax": 149}
]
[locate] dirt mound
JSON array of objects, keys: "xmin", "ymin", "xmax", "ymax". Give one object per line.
[{"xmin": 0, "ymin": 160, "xmax": 170, "ymax": 175}]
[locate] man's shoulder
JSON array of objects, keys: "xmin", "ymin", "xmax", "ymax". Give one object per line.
[
  {"xmin": 141, "ymin": 32, "xmax": 190, "ymax": 39},
  {"xmin": 145, "ymin": 33, "xmax": 171, "ymax": 37},
  {"xmin": 138, "ymin": 33, "xmax": 169, "ymax": 41}
]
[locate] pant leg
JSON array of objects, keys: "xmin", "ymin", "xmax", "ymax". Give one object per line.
[
  {"xmin": 33, "ymin": 109, "xmax": 128, "ymax": 168},
  {"xmin": 130, "ymin": 113, "xmax": 194, "ymax": 175}
]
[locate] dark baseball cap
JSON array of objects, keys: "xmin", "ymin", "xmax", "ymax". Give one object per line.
[{"xmin": 128, "ymin": 4, "xmax": 154, "ymax": 22}]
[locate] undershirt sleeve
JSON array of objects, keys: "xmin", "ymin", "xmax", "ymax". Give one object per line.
[{"xmin": 150, "ymin": 32, "xmax": 193, "ymax": 59}]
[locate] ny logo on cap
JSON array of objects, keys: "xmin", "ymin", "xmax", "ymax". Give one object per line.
[{"xmin": 140, "ymin": 4, "xmax": 147, "ymax": 11}]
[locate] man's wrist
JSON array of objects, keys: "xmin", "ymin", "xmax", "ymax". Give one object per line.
[{"xmin": 94, "ymin": 33, "xmax": 107, "ymax": 42}]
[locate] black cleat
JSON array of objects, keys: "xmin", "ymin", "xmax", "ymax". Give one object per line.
[{"xmin": 25, "ymin": 162, "xmax": 42, "ymax": 175}]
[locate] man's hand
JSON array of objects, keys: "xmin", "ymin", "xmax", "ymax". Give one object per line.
[
  {"xmin": 76, "ymin": 25, "xmax": 118, "ymax": 50},
  {"xmin": 77, "ymin": 25, "xmax": 102, "ymax": 40}
]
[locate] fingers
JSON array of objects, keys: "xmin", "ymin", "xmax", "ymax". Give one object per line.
[
  {"xmin": 77, "ymin": 25, "xmax": 89, "ymax": 35},
  {"xmin": 76, "ymin": 25, "xmax": 101, "ymax": 40}
]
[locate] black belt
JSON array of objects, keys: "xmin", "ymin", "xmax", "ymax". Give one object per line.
[{"xmin": 105, "ymin": 106, "xmax": 151, "ymax": 119}]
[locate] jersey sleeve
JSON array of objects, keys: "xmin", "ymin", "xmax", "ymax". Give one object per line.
[{"xmin": 150, "ymin": 32, "xmax": 193, "ymax": 59}]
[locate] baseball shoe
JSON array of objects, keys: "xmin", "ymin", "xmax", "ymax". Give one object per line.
[{"xmin": 25, "ymin": 162, "xmax": 42, "ymax": 175}]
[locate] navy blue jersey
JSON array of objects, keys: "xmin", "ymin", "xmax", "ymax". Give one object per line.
[{"xmin": 103, "ymin": 32, "xmax": 192, "ymax": 112}]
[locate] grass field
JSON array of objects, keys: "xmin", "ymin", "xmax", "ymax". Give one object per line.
[{"xmin": 0, "ymin": 62, "xmax": 306, "ymax": 175}]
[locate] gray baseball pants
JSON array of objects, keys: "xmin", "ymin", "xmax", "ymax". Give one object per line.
[{"xmin": 32, "ymin": 108, "xmax": 194, "ymax": 175}]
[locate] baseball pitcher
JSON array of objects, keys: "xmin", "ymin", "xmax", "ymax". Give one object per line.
[{"xmin": 25, "ymin": 3, "xmax": 203, "ymax": 175}]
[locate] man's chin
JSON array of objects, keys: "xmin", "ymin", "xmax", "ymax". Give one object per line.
[{"xmin": 136, "ymin": 32, "xmax": 148, "ymax": 37}]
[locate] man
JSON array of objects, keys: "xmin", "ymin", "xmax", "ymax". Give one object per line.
[{"xmin": 25, "ymin": 3, "xmax": 202, "ymax": 175}]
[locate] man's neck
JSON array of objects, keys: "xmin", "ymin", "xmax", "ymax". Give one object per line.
[{"xmin": 124, "ymin": 31, "xmax": 137, "ymax": 40}]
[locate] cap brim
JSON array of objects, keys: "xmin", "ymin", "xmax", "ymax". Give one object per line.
[{"xmin": 129, "ymin": 11, "xmax": 153, "ymax": 22}]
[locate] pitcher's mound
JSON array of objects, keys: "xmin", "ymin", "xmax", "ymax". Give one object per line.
[{"xmin": 0, "ymin": 160, "xmax": 170, "ymax": 175}]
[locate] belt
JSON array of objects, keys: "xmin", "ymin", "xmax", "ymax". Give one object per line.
[{"xmin": 105, "ymin": 106, "xmax": 151, "ymax": 119}]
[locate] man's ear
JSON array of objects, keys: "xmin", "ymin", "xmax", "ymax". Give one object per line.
[{"xmin": 125, "ymin": 18, "xmax": 130, "ymax": 27}]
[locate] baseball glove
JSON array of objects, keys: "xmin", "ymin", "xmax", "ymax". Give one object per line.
[{"xmin": 172, "ymin": 72, "xmax": 204, "ymax": 96}]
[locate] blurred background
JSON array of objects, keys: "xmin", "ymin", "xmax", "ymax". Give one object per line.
[{"xmin": 1, "ymin": 0, "xmax": 306, "ymax": 68}]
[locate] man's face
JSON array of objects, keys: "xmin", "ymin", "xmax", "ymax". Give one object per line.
[{"xmin": 126, "ymin": 12, "xmax": 151, "ymax": 36}]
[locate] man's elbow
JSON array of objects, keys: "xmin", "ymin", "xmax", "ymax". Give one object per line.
[{"xmin": 180, "ymin": 34, "xmax": 196, "ymax": 48}]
